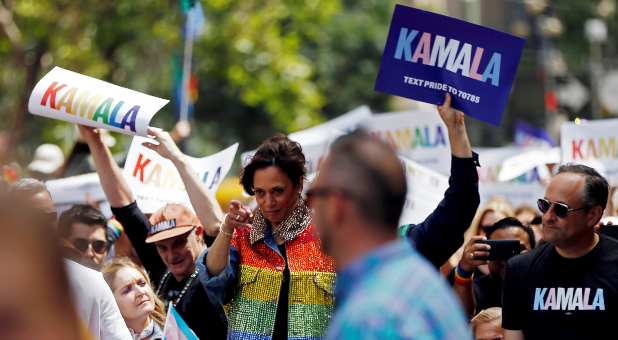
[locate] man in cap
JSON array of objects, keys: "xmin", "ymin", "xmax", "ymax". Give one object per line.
[
  {"xmin": 145, "ymin": 203, "xmax": 207, "ymax": 299},
  {"xmin": 81, "ymin": 126, "xmax": 227, "ymax": 339}
]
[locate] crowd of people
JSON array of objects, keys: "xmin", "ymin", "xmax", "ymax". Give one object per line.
[{"xmin": 2, "ymin": 93, "xmax": 618, "ymax": 340}]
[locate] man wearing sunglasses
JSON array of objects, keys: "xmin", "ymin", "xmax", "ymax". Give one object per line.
[
  {"xmin": 503, "ymin": 164, "xmax": 618, "ymax": 340},
  {"xmin": 58, "ymin": 204, "xmax": 109, "ymax": 270}
]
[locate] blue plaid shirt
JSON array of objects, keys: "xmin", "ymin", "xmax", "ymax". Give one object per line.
[{"xmin": 326, "ymin": 240, "xmax": 472, "ymax": 340}]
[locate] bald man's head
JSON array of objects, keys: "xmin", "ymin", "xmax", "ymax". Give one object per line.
[{"xmin": 320, "ymin": 129, "xmax": 406, "ymax": 230}]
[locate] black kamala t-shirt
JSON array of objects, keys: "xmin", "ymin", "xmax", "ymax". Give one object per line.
[{"xmin": 503, "ymin": 234, "xmax": 618, "ymax": 340}]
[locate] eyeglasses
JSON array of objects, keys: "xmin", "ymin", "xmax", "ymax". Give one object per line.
[
  {"xmin": 537, "ymin": 198, "xmax": 587, "ymax": 219},
  {"xmin": 72, "ymin": 238, "xmax": 108, "ymax": 254}
]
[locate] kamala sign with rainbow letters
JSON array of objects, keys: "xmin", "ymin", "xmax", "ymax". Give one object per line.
[
  {"xmin": 561, "ymin": 118, "xmax": 618, "ymax": 183},
  {"xmin": 361, "ymin": 109, "xmax": 451, "ymax": 175},
  {"xmin": 124, "ymin": 137, "xmax": 238, "ymax": 213},
  {"xmin": 375, "ymin": 5, "xmax": 525, "ymax": 125},
  {"xmin": 28, "ymin": 67, "xmax": 168, "ymax": 136}
]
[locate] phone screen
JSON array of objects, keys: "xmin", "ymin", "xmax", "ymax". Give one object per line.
[{"xmin": 476, "ymin": 239, "xmax": 522, "ymax": 261}]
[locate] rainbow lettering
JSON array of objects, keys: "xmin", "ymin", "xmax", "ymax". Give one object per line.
[
  {"xmin": 39, "ymin": 81, "xmax": 140, "ymax": 133},
  {"xmin": 131, "ymin": 153, "xmax": 222, "ymax": 190},
  {"xmin": 371, "ymin": 125, "xmax": 447, "ymax": 151},
  {"xmin": 570, "ymin": 137, "xmax": 617, "ymax": 160},
  {"xmin": 394, "ymin": 28, "xmax": 502, "ymax": 87},
  {"xmin": 533, "ymin": 287, "xmax": 605, "ymax": 311}
]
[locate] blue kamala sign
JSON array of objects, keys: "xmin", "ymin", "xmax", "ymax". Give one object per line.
[{"xmin": 375, "ymin": 5, "xmax": 525, "ymax": 125}]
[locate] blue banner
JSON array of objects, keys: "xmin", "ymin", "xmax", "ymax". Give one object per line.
[
  {"xmin": 514, "ymin": 120, "xmax": 555, "ymax": 146},
  {"xmin": 375, "ymin": 5, "xmax": 525, "ymax": 125}
]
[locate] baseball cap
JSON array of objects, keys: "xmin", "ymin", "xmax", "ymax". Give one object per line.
[
  {"xmin": 146, "ymin": 203, "xmax": 200, "ymax": 243},
  {"xmin": 27, "ymin": 144, "xmax": 64, "ymax": 175}
]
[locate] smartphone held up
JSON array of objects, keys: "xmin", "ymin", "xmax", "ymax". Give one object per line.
[{"xmin": 475, "ymin": 239, "xmax": 523, "ymax": 261}]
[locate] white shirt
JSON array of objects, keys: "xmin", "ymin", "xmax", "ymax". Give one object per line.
[{"xmin": 65, "ymin": 259, "xmax": 132, "ymax": 340}]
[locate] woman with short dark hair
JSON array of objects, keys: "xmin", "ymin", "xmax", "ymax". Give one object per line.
[{"xmin": 205, "ymin": 133, "xmax": 336, "ymax": 339}]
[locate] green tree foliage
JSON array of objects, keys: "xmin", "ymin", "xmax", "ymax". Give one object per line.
[
  {"xmin": 0, "ymin": 0, "xmax": 397, "ymax": 167},
  {"xmin": 0, "ymin": 0, "xmax": 181, "ymax": 164}
]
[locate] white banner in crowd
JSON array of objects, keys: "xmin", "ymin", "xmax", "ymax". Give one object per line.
[
  {"xmin": 241, "ymin": 106, "xmax": 372, "ymax": 172},
  {"xmin": 302, "ymin": 138, "xmax": 335, "ymax": 175},
  {"xmin": 28, "ymin": 67, "xmax": 168, "ymax": 136},
  {"xmin": 241, "ymin": 132, "xmax": 342, "ymax": 176},
  {"xmin": 476, "ymin": 146, "xmax": 525, "ymax": 183},
  {"xmin": 398, "ymin": 156, "xmax": 449, "ymax": 226},
  {"xmin": 46, "ymin": 173, "xmax": 106, "ymax": 205},
  {"xmin": 288, "ymin": 106, "xmax": 372, "ymax": 145},
  {"xmin": 362, "ymin": 110, "xmax": 451, "ymax": 175},
  {"xmin": 561, "ymin": 118, "xmax": 618, "ymax": 183},
  {"xmin": 476, "ymin": 146, "xmax": 548, "ymax": 207},
  {"xmin": 498, "ymin": 147, "xmax": 559, "ymax": 182},
  {"xmin": 123, "ymin": 137, "xmax": 238, "ymax": 213},
  {"xmin": 45, "ymin": 172, "xmax": 112, "ymax": 217}
]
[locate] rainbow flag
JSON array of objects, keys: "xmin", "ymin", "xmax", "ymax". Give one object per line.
[
  {"xmin": 163, "ymin": 305, "xmax": 199, "ymax": 340},
  {"xmin": 175, "ymin": 0, "xmax": 205, "ymax": 121},
  {"xmin": 172, "ymin": 55, "xmax": 198, "ymax": 119}
]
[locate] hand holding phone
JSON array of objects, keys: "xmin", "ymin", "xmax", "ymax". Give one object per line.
[
  {"xmin": 475, "ymin": 239, "xmax": 522, "ymax": 261},
  {"xmin": 459, "ymin": 235, "xmax": 491, "ymax": 272}
]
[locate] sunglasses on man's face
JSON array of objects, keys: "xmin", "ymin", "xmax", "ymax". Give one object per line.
[
  {"xmin": 537, "ymin": 198, "xmax": 587, "ymax": 219},
  {"xmin": 72, "ymin": 238, "xmax": 108, "ymax": 254}
]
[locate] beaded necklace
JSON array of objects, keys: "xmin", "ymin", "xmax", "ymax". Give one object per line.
[{"xmin": 155, "ymin": 268, "xmax": 199, "ymax": 307}]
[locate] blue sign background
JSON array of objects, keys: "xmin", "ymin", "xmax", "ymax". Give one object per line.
[{"xmin": 375, "ymin": 5, "xmax": 525, "ymax": 125}]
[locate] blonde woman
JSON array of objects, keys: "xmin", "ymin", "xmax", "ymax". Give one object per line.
[
  {"xmin": 103, "ymin": 258, "xmax": 165, "ymax": 340},
  {"xmin": 470, "ymin": 307, "xmax": 504, "ymax": 340}
]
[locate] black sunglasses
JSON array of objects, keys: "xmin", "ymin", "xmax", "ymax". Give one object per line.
[
  {"xmin": 537, "ymin": 198, "xmax": 587, "ymax": 219},
  {"xmin": 72, "ymin": 238, "xmax": 108, "ymax": 254}
]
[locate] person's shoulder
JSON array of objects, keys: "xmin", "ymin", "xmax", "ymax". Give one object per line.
[
  {"xmin": 598, "ymin": 234, "xmax": 618, "ymax": 259},
  {"xmin": 600, "ymin": 233, "xmax": 618, "ymax": 248},
  {"xmin": 65, "ymin": 260, "xmax": 112, "ymax": 297},
  {"xmin": 350, "ymin": 244, "xmax": 463, "ymax": 315},
  {"xmin": 65, "ymin": 259, "xmax": 104, "ymax": 281},
  {"xmin": 508, "ymin": 241, "xmax": 553, "ymax": 269},
  {"xmin": 65, "ymin": 260, "xmax": 112, "ymax": 309},
  {"xmin": 337, "ymin": 250, "xmax": 469, "ymax": 339}
]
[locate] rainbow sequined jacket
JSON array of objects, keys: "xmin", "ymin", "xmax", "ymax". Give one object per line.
[{"xmin": 203, "ymin": 202, "xmax": 336, "ymax": 339}]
